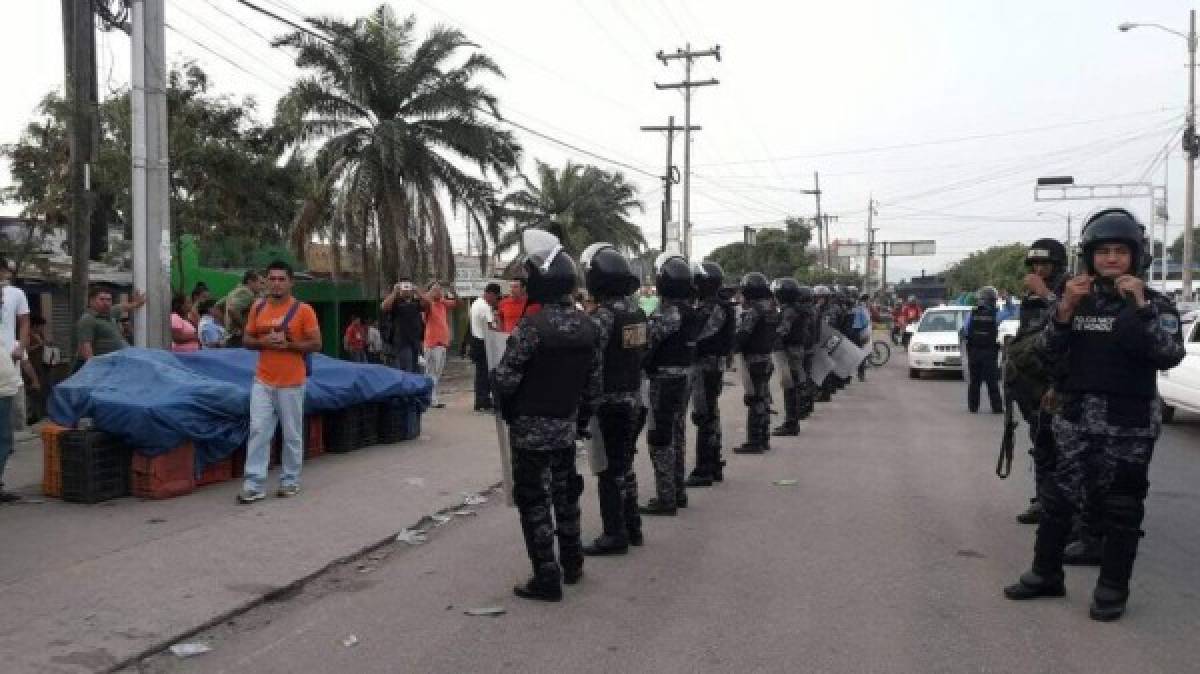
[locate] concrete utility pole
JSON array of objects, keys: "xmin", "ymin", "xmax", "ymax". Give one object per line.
[
  {"xmin": 61, "ymin": 0, "xmax": 98, "ymax": 352},
  {"xmin": 655, "ymin": 44, "xmax": 720, "ymax": 259},
  {"xmin": 865, "ymin": 197, "xmax": 878, "ymax": 292},
  {"xmin": 131, "ymin": 0, "xmax": 171, "ymax": 348},
  {"xmin": 641, "ymin": 116, "xmax": 699, "ymax": 253},
  {"xmin": 1187, "ymin": 9, "xmax": 1197, "ymax": 299},
  {"xmin": 813, "ymin": 172, "xmax": 826, "ymax": 267}
]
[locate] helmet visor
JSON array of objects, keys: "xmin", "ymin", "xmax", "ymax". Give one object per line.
[
  {"xmin": 655, "ymin": 252, "xmax": 684, "ymax": 274},
  {"xmin": 580, "ymin": 242, "xmax": 614, "ymax": 273},
  {"xmin": 522, "ymin": 229, "xmax": 564, "ymax": 272}
]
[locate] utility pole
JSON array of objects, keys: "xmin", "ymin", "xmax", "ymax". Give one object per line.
[
  {"xmin": 1185, "ymin": 8, "xmax": 1198, "ymax": 300},
  {"xmin": 131, "ymin": 0, "xmax": 171, "ymax": 348},
  {"xmin": 62, "ymin": 0, "xmax": 98, "ymax": 353},
  {"xmin": 813, "ymin": 172, "xmax": 825, "ymax": 267},
  {"xmin": 655, "ymin": 44, "xmax": 720, "ymax": 259},
  {"xmin": 641, "ymin": 116, "xmax": 699, "ymax": 253},
  {"xmin": 865, "ymin": 197, "xmax": 878, "ymax": 292}
]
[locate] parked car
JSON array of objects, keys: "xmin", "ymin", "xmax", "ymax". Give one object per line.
[
  {"xmin": 907, "ymin": 305, "xmax": 972, "ymax": 378},
  {"xmin": 1159, "ymin": 311, "xmax": 1200, "ymax": 423}
]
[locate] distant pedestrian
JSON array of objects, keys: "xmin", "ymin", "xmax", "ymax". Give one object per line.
[
  {"xmin": 468, "ymin": 283, "xmax": 500, "ymax": 411},
  {"xmin": 366, "ymin": 318, "xmax": 384, "ymax": 364},
  {"xmin": 217, "ymin": 271, "xmax": 263, "ymax": 348},
  {"xmin": 0, "ymin": 334, "xmax": 21, "ymax": 502},
  {"xmin": 237, "ymin": 261, "xmax": 322, "ymax": 504},
  {"xmin": 198, "ymin": 300, "xmax": 227, "ymax": 348},
  {"xmin": 75, "ymin": 286, "xmax": 146, "ymax": 364},
  {"xmin": 381, "ymin": 279, "xmax": 425, "ymax": 373},
  {"xmin": 421, "ymin": 282, "xmax": 458, "ymax": 408},
  {"xmin": 496, "ymin": 279, "xmax": 540, "ymax": 332},
  {"xmin": 0, "ymin": 258, "xmax": 33, "ymax": 436},
  {"xmin": 343, "ymin": 315, "xmax": 367, "ymax": 363},
  {"xmin": 188, "ymin": 282, "xmax": 211, "ymax": 327},
  {"xmin": 170, "ymin": 294, "xmax": 201, "ymax": 353}
]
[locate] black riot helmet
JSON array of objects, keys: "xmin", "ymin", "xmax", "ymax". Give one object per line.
[
  {"xmin": 796, "ymin": 284, "xmax": 815, "ymax": 304},
  {"xmin": 771, "ymin": 277, "xmax": 802, "ymax": 304},
  {"xmin": 694, "ymin": 260, "xmax": 725, "ymax": 298},
  {"xmin": 1025, "ymin": 238, "xmax": 1068, "ymax": 270},
  {"xmin": 1079, "ymin": 208, "xmax": 1150, "ymax": 276},
  {"xmin": 845, "ymin": 285, "xmax": 860, "ymax": 300},
  {"xmin": 581, "ymin": 242, "xmax": 637, "ymax": 299},
  {"xmin": 740, "ymin": 272, "xmax": 771, "ymax": 301},
  {"xmin": 977, "ymin": 286, "xmax": 998, "ymax": 308},
  {"xmin": 655, "ymin": 252, "xmax": 694, "ymax": 299},
  {"xmin": 813, "ymin": 285, "xmax": 832, "ymax": 301},
  {"xmin": 521, "ymin": 228, "xmax": 578, "ymax": 303}
]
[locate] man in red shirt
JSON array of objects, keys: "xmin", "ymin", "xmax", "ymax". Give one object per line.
[
  {"xmin": 421, "ymin": 282, "xmax": 458, "ymax": 408},
  {"xmin": 342, "ymin": 316, "xmax": 367, "ymax": 363},
  {"xmin": 238, "ymin": 261, "xmax": 322, "ymax": 503},
  {"xmin": 496, "ymin": 279, "xmax": 540, "ymax": 332}
]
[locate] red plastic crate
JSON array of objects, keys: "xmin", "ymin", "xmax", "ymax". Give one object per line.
[
  {"xmin": 305, "ymin": 415, "xmax": 324, "ymax": 458},
  {"xmin": 195, "ymin": 458, "xmax": 233, "ymax": 487},
  {"xmin": 131, "ymin": 442, "xmax": 195, "ymax": 499},
  {"xmin": 41, "ymin": 423, "xmax": 67, "ymax": 497}
]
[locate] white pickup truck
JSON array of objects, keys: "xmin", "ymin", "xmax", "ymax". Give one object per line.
[{"xmin": 1159, "ymin": 311, "xmax": 1200, "ymax": 423}]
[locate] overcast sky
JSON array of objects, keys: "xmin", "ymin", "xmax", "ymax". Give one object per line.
[{"xmin": 3, "ymin": 0, "xmax": 1196, "ymax": 280}]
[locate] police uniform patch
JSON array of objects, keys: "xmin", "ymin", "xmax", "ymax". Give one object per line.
[
  {"xmin": 1159, "ymin": 313, "xmax": 1180, "ymax": 334},
  {"xmin": 622, "ymin": 323, "xmax": 647, "ymax": 349}
]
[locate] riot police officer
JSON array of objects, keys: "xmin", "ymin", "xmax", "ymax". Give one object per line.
[
  {"xmin": 686, "ymin": 261, "xmax": 735, "ymax": 487},
  {"xmin": 964, "ymin": 286, "xmax": 1003, "ymax": 413},
  {"xmin": 640, "ymin": 253, "xmax": 702, "ymax": 515},
  {"xmin": 1003, "ymin": 208, "xmax": 1184, "ymax": 621},
  {"xmin": 578, "ymin": 243, "xmax": 647, "ymax": 554},
  {"xmin": 771, "ymin": 278, "xmax": 813, "ymax": 436},
  {"xmin": 492, "ymin": 229, "xmax": 601, "ymax": 601},
  {"xmin": 1009, "ymin": 238, "xmax": 1069, "ymax": 525},
  {"xmin": 733, "ymin": 272, "xmax": 780, "ymax": 454}
]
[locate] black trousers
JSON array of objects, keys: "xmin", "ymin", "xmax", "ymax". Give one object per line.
[
  {"xmin": 595, "ymin": 400, "xmax": 640, "ymax": 540},
  {"xmin": 512, "ymin": 445, "xmax": 583, "ymax": 581},
  {"xmin": 470, "ymin": 336, "xmax": 493, "ymax": 408},
  {"xmin": 966, "ymin": 348, "xmax": 1001, "ymax": 412}
]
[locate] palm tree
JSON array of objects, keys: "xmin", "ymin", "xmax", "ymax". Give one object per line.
[
  {"xmin": 499, "ymin": 160, "xmax": 646, "ymax": 260},
  {"xmin": 273, "ymin": 5, "xmax": 521, "ymax": 287}
]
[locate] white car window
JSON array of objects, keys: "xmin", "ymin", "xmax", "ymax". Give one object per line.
[{"xmin": 918, "ymin": 311, "xmax": 960, "ymax": 332}]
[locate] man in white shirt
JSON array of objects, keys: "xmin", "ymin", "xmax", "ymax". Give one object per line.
[
  {"xmin": 468, "ymin": 283, "xmax": 500, "ymax": 411},
  {"xmin": 0, "ymin": 262, "xmax": 25, "ymax": 501},
  {"xmin": 0, "ymin": 260, "xmax": 31, "ymax": 438},
  {"xmin": 366, "ymin": 318, "xmax": 384, "ymax": 363}
]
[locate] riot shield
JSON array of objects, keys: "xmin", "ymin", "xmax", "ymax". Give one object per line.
[
  {"xmin": 485, "ymin": 330, "xmax": 516, "ymax": 507},
  {"xmin": 809, "ymin": 347, "xmax": 835, "ymax": 384},
  {"xmin": 819, "ymin": 323, "xmax": 865, "ymax": 378},
  {"xmin": 773, "ymin": 351, "xmax": 793, "ymax": 388},
  {"xmin": 587, "ymin": 414, "xmax": 608, "ymax": 475}
]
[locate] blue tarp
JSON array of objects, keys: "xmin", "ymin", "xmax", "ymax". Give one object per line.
[{"xmin": 49, "ymin": 348, "xmax": 432, "ymax": 468}]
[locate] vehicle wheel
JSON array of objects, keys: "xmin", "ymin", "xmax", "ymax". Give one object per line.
[
  {"xmin": 908, "ymin": 368, "xmax": 920, "ymax": 379},
  {"xmin": 1162, "ymin": 403, "xmax": 1176, "ymax": 424},
  {"xmin": 869, "ymin": 341, "xmax": 891, "ymax": 367}
]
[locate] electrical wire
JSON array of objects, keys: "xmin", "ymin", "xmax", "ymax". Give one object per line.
[
  {"xmin": 163, "ymin": 22, "xmax": 288, "ymax": 92},
  {"xmin": 169, "ymin": 0, "xmax": 296, "ymax": 82}
]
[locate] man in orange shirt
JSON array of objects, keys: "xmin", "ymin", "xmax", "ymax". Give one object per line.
[
  {"xmin": 421, "ymin": 281, "xmax": 458, "ymax": 408},
  {"xmin": 343, "ymin": 315, "xmax": 367, "ymax": 362},
  {"xmin": 496, "ymin": 279, "xmax": 540, "ymax": 332},
  {"xmin": 237, "ymin": 261, "xmax": 322, "ymax": 503}
]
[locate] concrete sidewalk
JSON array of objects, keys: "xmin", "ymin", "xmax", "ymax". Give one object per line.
[{"xmin": 0, "ymin": 358, "xmax": 497, "ymax": 673}]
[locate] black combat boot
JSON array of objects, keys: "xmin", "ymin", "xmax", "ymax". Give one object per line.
[
  {"xmin": 513, "ymin": 572, "xmax": 563, "ymax": 602},
  {"xmin": 1004, "ymin": 513, "xmax": 1070, "ymax": 600},
  {"xmin": 1063, "ymin": 534, "xmax": 1103, "ymax": 566},
  {"xmin": 732, "ymin": 443, "xmax": 764, "ymax": 454},
  {"xmin": 638, "ymin": 498, "xmax": 677, "ymax": 516},
  {"xmin": 686, "ymin": 468, "xmax": 713, "ymax": 487},
  {"xmin": 771, "ymin": 422, "xmax": 799, "ymax": 437},
  {"xmin": 584, "ymin": 478, "xmax": 629, "ymax": 556},
  {"xmin": 1016, "ymin": 499, "xmax": 1042, "ymax": 525},
  {"xmin": 1090, "ymin": 530, "xmax": 1140, "ymax": 622},
  {"xmin": 1003, "ymin": 570, "xmax": 1066, "ymax": 600},
  {"xmin": 583, "ymin": 534, "xmax": 628, "ymax": 556},
  {"xmin": 712, "ymin": 460, "xmax": 726, "ymax": 482}
]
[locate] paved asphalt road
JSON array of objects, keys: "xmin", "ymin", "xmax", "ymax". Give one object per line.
[{"xmin": 134, "ymin": 354, "xmax": 1200, "ymax": 673}]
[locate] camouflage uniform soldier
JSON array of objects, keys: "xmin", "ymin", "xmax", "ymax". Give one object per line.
[
  {"xmin": 686, "ymin": 261, "xmax": 736, "ymax": 487},
  {"xmin": 639, "ymin": 253, "xmax": 702, "ymax": 516},
  {"xmin": 493, "ymin": 230, "xmax": 601, "ymax": 602},
  {"xmin": 734, "ymin": 272, "xmax": 780, "ymax": 454},
  {"xmin": 578, "ymin": 243, "xmax": 647, "ymax": 554},
  {"xmin": 1004, "ymin": 208, "xmax": 1185, "ymax": 622}
]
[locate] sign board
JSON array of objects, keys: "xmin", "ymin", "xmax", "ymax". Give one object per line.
[
  {"xmin": 453, "ymin": 255, "xmax": 506, "ymax": 296},
  {"xmin": 833, "ymin": 240, "xmax": 935, "ymax": 257}
]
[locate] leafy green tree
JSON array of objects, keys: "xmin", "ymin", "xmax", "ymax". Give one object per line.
[
  {"xmin": 942, "ymin": 243, "xmax": 1028, "ymax": 296},
  {"xmin": 498, "ymin": 160, "xmax": 645, "ymax": 258},
  {"xmin": 274, "ymin": 4, "xmax": 521, "ymax": 290},
  {"xmin": 705, "ymin": 217, "xmax": 812, "ymax": 280}
]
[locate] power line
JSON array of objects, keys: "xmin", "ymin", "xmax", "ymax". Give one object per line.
[
  {"xmin": 231, "ymin": 0, "xmax": 660, "ymax": 179},
  {"xmin": 692, "ymin": 107, "xmax": 1183, "ymax": 167},
  {"xmin": 169, "ymin": 0, "xmax": 296, "ymax": 82},
  {"xmin": 163, "ymin": 22, "xmax": 287, "ymax": 92}
]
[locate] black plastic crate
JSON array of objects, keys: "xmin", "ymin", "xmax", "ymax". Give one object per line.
[
  {"xmin": 398, "ymin": 401, "xmax": 421, "ymax": 441},
  {"xmin": 357, "ymin": 403, "xmax": 379, "ymax": 447},
  {"xmin": 377, "ymin": 399, "xmax": 406, "ymax": 444},
  {"xmin": 60, "ymin": 430, "xmax": 132, "ymax": 504},
  {"xmin": 324, "ymin": 407, "xmax": 361, "ymax": 453}
]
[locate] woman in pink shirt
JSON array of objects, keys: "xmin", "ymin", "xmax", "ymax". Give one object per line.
[
  {"xmin": 421, "ymin": 282, "xmax": 458, "ymax": 408},
  {"xmin": 170, "ymin": 294, "xmax": 201, "ymax": 352}
]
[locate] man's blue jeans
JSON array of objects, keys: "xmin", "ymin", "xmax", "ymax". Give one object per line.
[
  {"xmin": 242, "ymin": 381, "xmax": 306, "ymax": 493},
  {"xmin": 0, "ymin": 396, "xmax": 12, "ymax": 488}
]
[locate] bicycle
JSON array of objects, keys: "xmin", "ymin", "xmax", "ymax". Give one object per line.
[{"xmin": 867, "ymin": 340, "xmax": 891, "ymax": 367}]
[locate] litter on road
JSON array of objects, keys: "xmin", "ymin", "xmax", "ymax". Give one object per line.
[
  {"xmin": 463, "ymin": 607, "xmax": 506, "ymax": 617},
  {"xmin": 341, "ymin": 635, "xmax": 359, "ymax": 648},
  {"xmin": 169, "ymin": 642, "xmax": 212, "ymax": 658},
  {"xmin": 773, "ymin": 479, "xmax": 800, "ymax": 487},
  {"xmin": 396, "ymin": 529, "xmax": 427, "ymax": 545},
  {"xmin": 462, "ymin": 494, "xmax": 488, "ymax": 506}
]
